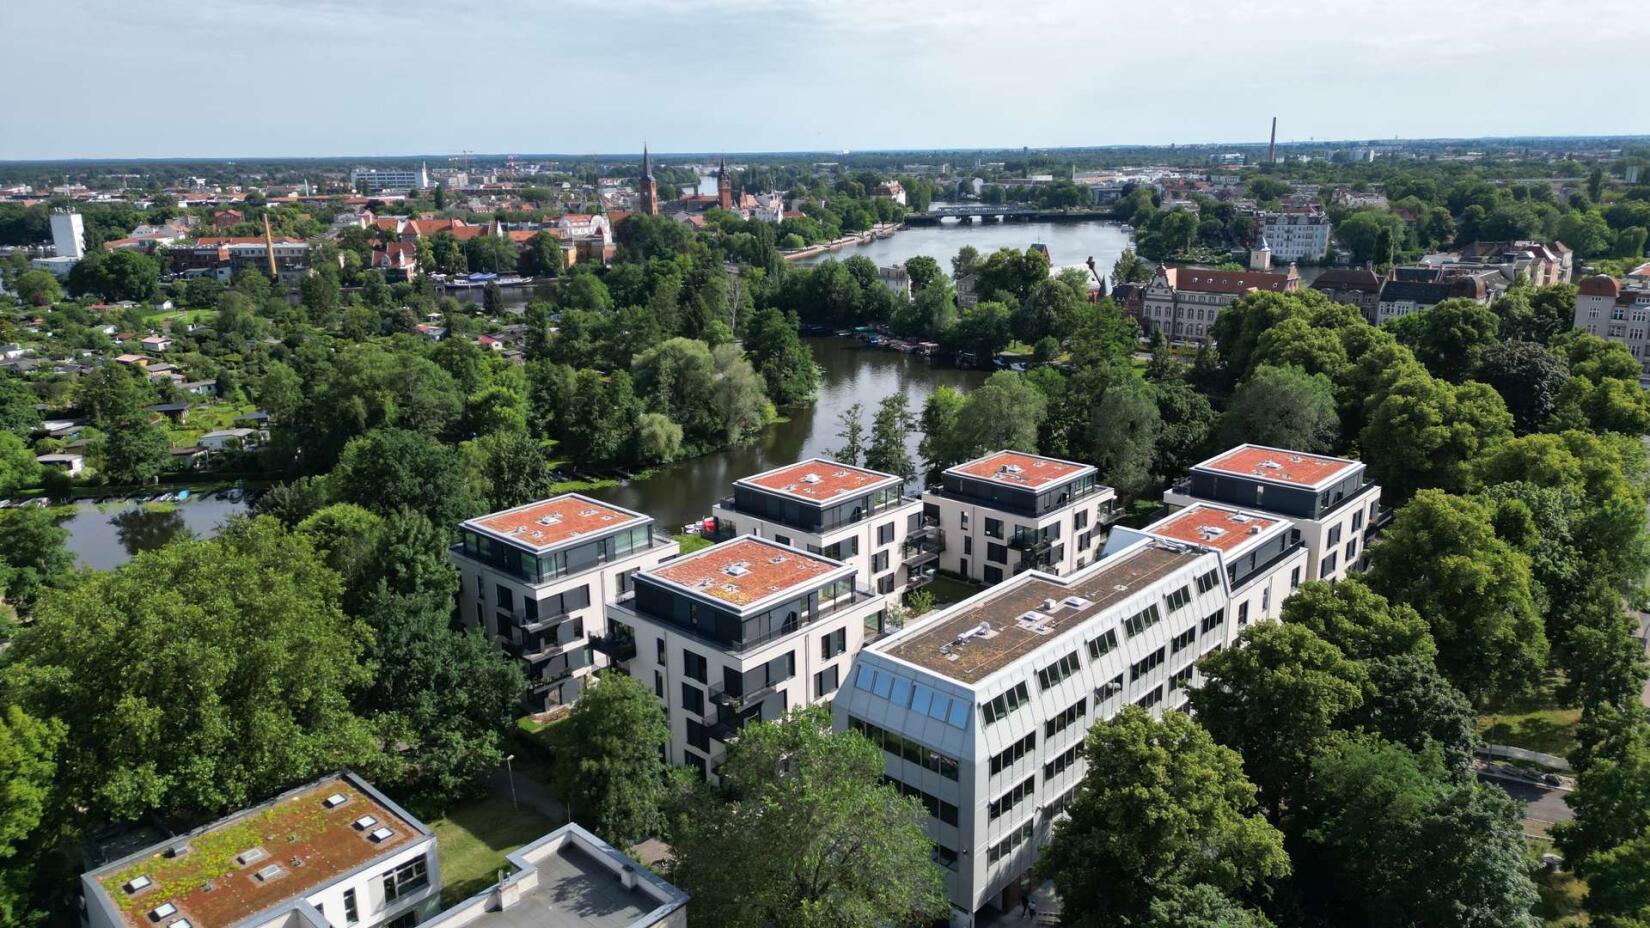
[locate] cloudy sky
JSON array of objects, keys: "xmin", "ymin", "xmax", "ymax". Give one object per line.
[{"xmin": 3, "ymin": 0, "xmax": 1646, "ymax": 160}]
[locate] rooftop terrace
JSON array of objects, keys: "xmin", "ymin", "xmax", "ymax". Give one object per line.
[
  {"xmin": 647, "ymin": 536, "xmax": 844, "ymax": 608},
  {"xmin": 737, "ymin": 458, "xmax": 898, "ymax": 503},
  {"xmin": 947, "ymin": 450, "xmax": 1092, "ymax": 490},
  {"xmin": 466, "ymin": 494, "xmax": 648, "ymax": 552},
  {"xmin": 87, "ymin": 775, "xmax": 422, "ymax": 928},
  {"xmin": 880, "ymin": 542, "xmax": 1202, "ymax": 684},
  {"xmin": 1144, "ymin": 503, "xmax": 1282, "ymax": 553},
  {"xmin": 1196, "ymin": 444, "xmax": 1360, "ymax": 489}
]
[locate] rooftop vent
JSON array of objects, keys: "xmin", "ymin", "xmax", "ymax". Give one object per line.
[
  {"xmin": 999, "ymin": 463, "xmax": 1024, "ymax": 475},
  {"xmin": 1259, "ymin": 459, "xmax": 1282, "ymax": 470},
  {"xmin": 1063, "ymin": 595, "xmax": 1092, "ymax": 609},
  {"xmin": 234, "ymin": 847, "xmax": 267, "ymax": 868},
  {"xmin": 322, "ymin": 792, "xmax": 348, "ymax": 809},
  {"xmin": 252, "ymin": 864, "xmax": 285, "ymax": 883},
  {"xmin": 1017, "ymin": 610, "xmax": 1051, "ymax": 627},
  {"xmin": 1230, "ymin": 513, "xmax": 1251, "ymax": 523},
  {"xmin": 723, "ymin": 562, "xmax": 750, "ymax": 577},
  {"xmin": 537, "ymin": 514, "xmax": 561, "ymax": 526},
  {"xmin": 169, "ymin": 920, "xmax": 193, "ymax": 928},
  {"xmin": 951, "ymin": 621, "xmax": 995, "ymax": 647},
  {"xmin": 579, "ymin": 508, "xmax": 598, "ymax": 517},
  {"xmin": 165, "ymin": 842, "xmax": 189, "ymax": 859},
  {"xmin": 369, "ymin": 827, "xmax": 395, "ymax": 843},
  {"xmin": 800, "ymin": 473, "xmax": 822, "ymax": 484},
  {"xmin": 1040, "ymin": 598, "xmax": 1059, "ymax": 612},
  {"xmin": 1249, "ymin": 525, "xmax": 1263, "ymax": 535},
  {"xmin": 768, "ymin": 555, "xmax": 786, "ymax": 564},
  {"xmin": 353, "ymin": 815, "xmax": 378, "ymax": 831},
  {"xmin": 123, "ymin": 876, "xmax": 151, "ymax": 894},
  {"xmin": 150, "ymin": 903, "xmax": 178, "ymax": 921},
  {"xmin": 1198, "ymin": 525, "xmax": 1226, "ymax": 540}
]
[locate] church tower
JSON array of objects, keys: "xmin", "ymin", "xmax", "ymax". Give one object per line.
[
  {"xmin": 1249, "ymin": 234, "xmax": 1272, "ymax": 272},
  {"xmin": 639, "ymin": 145, "xmax": 659, "ymax": 216},
  {"xmin": 717, "ymin": 156, "xmax": 733, "ymax": 210}
]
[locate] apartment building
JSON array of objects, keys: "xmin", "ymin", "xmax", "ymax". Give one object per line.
[
  {"xmin": 1135, "ymin": 502, "xmax": 1309, "ymax": 639},
  {"xmin": 606, "ymin": 536, "xmax": 886, "ymax": 778},
  {"xmin": 351, "ymin": 165, "xmax": 429, "ymax": 192},
  {"xmin": 709, "ymin": 458, "xmax": 927, "ymax": 595},
  {"xmin": 1574, "ymin": 274, "xmax": 1650, "ymax": 384},
  {"xmin": 923, "ymin": 451, "xmax": 1119, "ymax": 585},
  {"xmin": 1140, "ymin": 263, "xmax": 1302, "ymax": 345},
  {"xmin": 1164, "ymin": 444, "xmax": 1381, "ymax": 583},
  {"xmin": 833, "ymin": 537, "xmax": 1234, "ymax": 917},
  {"xmin": 1258, "ymin": 210, "xmax": 1330, "ymax": 263},
  {"xmin": 451, "ymin": 495, "xmax": 679, "ymax": 713},
  {"xmin": 83, "ymin": 772, "xmax": 439, "ymax": 928}
]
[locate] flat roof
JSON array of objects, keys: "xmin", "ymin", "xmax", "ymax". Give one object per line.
[
  {"xmin": 736, "ymin": 458, "xmax": 899, "ymax": 504},
  {"xmin": 880, "ymin": 542, "xmax": 1203, "ymax": 684},
  {"xmin": 86, "ymin": 774, "xmax": 424, "ymax": 928},
  {"xmin": 646, "ymin": 536, "xmax": 847, "ymax": 609},
  {"xmin": 465, "ymin": 494, "xmax": 649, "ymax": 553},
  {"xmin": 1194, "ymin": 444, "xmax": 1361, "ymax": 490},
  {"xmin": 1143, "ymin": 503, "xmax": 1285, "ymax": 554},
  {"xmin": 946, "ymin": 450, "xmax": 1094, "ymax": 490}
]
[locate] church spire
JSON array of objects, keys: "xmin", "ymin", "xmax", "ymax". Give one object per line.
[
  {"xmin": 638, "ymin": 143, "xmax": 660, "ymax": 216},
  {"xmin": 642, "ymin": 143, "xmax": 652, "ymax": 179}
]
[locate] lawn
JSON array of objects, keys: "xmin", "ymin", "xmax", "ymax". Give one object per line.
[
  {"xmin": 1478, "ymin": 680, "xmax": 1582, "ymax": 759},
  {"xmin": 673, "ymin": 532, "xmax": 713, "ymax": 554},
  {"xmin": 924, "ymin": 574, "xmax": 981, "ymax": 608},
  {"xmin": 1530, "ymin": 840, "xmax": 1588, "ymax": 926},
  {"xmin": 429, "ymin": 793, "xmax": 561, "ymax": 906}
]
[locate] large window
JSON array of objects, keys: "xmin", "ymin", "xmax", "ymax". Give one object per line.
[
  {"xmin": 1087, "ymin": 628, "xmax": 1119, "ymax": 658},
  {"xmin": 981, "ymin": 682, "xmax": 1031, "ymax": 726},
  {"xmin": 1036, "ymin": 651, "xmax": 1081, "ymax": 690},
  {"xmin": 1123, "ymin": 604, "xmax": 1161, "ymax": 637},
  {"xmin": 382, "ymin": 857, "xmax": 429, "ymax": 903},
  {"xmin": 1045, "ymin": 697, "xmax": 1087, "ymax": 738},
  {"xmin": 989, "ymin": 731, "xmax": 1037, "ymax": 777},
  {"xmin": 1130, "ymin": 647, "xmax": 1166, "ymax": 682},
  {"xmin": 849, "ymin": 716, "xmax": 960, "ymax": 780},
  {"xmin": 683, "ymin": 649, "xmax": 707, "ymax": 683}
]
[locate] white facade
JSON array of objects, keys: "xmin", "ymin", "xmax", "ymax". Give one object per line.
[
  {"xmin": 51, "ymin": 210, "xmax": 85, "ymax": 260},
  {"xmin": 1574, "ymin": 276, "xmax": 1650, "ymax": 383},
  {"xmin": 1259, "ymin": 211, "xmax": 1330, "ymax": 263},
  {"xmin": 350, "ymin": 165, "xmax": 429, "ymax": 192}
]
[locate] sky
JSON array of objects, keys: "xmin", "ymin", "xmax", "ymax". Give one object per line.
[{"xmin": 3, "ymin": 0, "xmax": 1648, "ymax": 161}]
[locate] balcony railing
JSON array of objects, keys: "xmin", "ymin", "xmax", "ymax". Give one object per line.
[
  {"xmin": 709, "ymin": 676, "xmax": 785, "ymax": 712},
  {"xmin": 1008, "ymin": 530, "xmax": 1054, "ymax": 554},
  {"xmin": 518, "ymin": 611, "xmax": 572, "ymax": 635},
  {"xmin": 589, "ymin": 631, "xmax": 637, "ymax": 662},
  {"xmin": 906, "ymin": 566, "xmax": 937, "ymax": 590}
]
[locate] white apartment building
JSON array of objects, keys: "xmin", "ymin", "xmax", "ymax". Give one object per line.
[
  {"xmin": 1164, "ymin": 444, "xmax": 1381, "ymax": 584},
  {"xmin": 1133, "ymin": 502, "xmax": 1309, "ymax": 638},
  {"xmin": 83, "ymin": 772, "xmax": 439, "ymax": 928},
  {"xmin": 1575, "ymin": 274, "xmax": 1650, "ymax": 384},
  {"xmin": 451, "ymin": 494, "xmax": 679, "ymax": 713},
  {"xmin": 351, "ymin": 165, "xmax": 429, "ymax": 192},
  {"xmin": 923, "ymin": 451, "xmax": 1119, "ymax": 585},
  {"xmin": 834, "ymin": 536, "xmax": 1239, "ymax": 920},
  {"xmin": 710, "ymin": 458, "xmax": 928, "ymax": 598},
  {"xmin": 1258, "ymin": 210, "xmax": 1330, "ymax": 263},
  {"xmin": 607, "ymin": 536, "xmax": 887, "ymax": 779},
  {"xmin": 51, "ymin": 210, "xmax": 86, "ymax": 260}
]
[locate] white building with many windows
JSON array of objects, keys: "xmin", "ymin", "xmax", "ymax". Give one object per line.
[
  {"xmin": 833, "ymin": 537, "xmax": 1237, "ymax": 920},
  {"xmin": 607, "ymin": 536, "xmax": 886, "ymax": 779},
  {"xmin": 451, "ymin": 495, "xmax": 679, "ymax": 713},
  {"xmin": 1574, "ymin": 274, "xmax": 1650, "ymax": 384},
  {"xmin": 1133, "ymin": 501, "xmax": 1310, "ymax": 636},
  {"xmin": 923, "ymin": 451, "xmax": 1119, "ymax": 585},
  {"xmin": 1258, "ymin": 210, "xmax": 1330, "ymax": 263}
]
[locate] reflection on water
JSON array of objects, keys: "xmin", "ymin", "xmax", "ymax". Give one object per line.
[
  {"xmin": 589, "ymin": 336, "xmax": 988, "ymax": 530},
  {"xmin": 110, "ymin": 506, "xmax": 193, "ymax": 555},
  {"xmin": 60, "ymin": 497, "xmax": 251, "ymax": 570},
  {"xmin": 798, "ymin": 217, "xmax": 1135, "ymax": 276}
]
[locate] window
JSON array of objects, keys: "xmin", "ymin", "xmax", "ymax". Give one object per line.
[
  {"xmin": 684, "ymin": 749, "xmax": 707, "ymax": 778},
  {"xmin": 1345, "ymin": 538, "xmax": 1359, "ymax": 562},
  {"xmin": 883, "ymin": 774, "xmax": 959, "ymax": 825},
  {"xmin": 1352, "ymin": 509, "xmax": 1364, "ymax": 531},
  {"xmin": 878, "ymin": 522, "xmax": 895, "ymax": 546},
  {"xmin": 981, "ymin": 682, "xmax": 1031, "ymax": 726},
  {"xmin": 686, "ymin": 719, "xmax": 709, "ymax": 751},
  {"xmin": 871, "ymin": 550, "xmax": 889, "ymax": 573},
  {"xmin": 496, "ymin": 585, "xmax": 513, "ymax": 613},
  {"xmin": 656, "ymin": 637, "xmax": 666, "ymax": 663},
  {"xmin": 1036, "ymin": 650, "xmax": 1081, "ymax": 689},
  {"xmin": 1137, "ymin": 685, "xmax": 1164, "ymax": 708},
  {"xmin": 1237, "ymin": 601, "xmax": 1250, "ymax": 626},
  {"xmin": 1320, "ymin": 552, "xmax": 1339, "ymax": 578},
  {"xmin": 683, "ymin": 649, "xmax": 707, "ymax": 683},
  {"xmin": 1129, "ymin": 647, "xmax": 1166, "ymax": 682},
  {"xmin": 386, "ymin": 914, "xmax": 417, "ymax": 928},
  {"xmin": 1094, "ymin": 673, "xmax": 1124, "ymax": 706},
  {"xmin": 382, "ymin": 857, "xmax": 429, "ymax": 903},
  {"xmin": 1200, "ymin": 609, "xmax": 1224, "ymax": 636},
  {"xmin": 1195, "ymin": 568, "xmax": 1220, "ymax": 594},
  {"xmin": 1088, "ymin": 628, "xmax": 1119, "ymax": 658},
  {"xmin": 933, "ymin": 843, "xmax": 959, "ymax": 872},
  {"xmin": 983, "ymin": 565, "xmax": 1003, "ymax": 584},
  {"xmin": 990, "ymin": 731, "xmax": 1037, "ymax": 776},
  {"xmin": 1123, "ymin": 604, "xmax": 1161, "ymax": 637},
  {"xmin": 963, "ymin": 537, "xmax": 973, "ymax": 555},
  {"xmin": 1075, "ymin": 508, "xmax": 1089, "ymax": 529},
  {"xmin": 987, "ymin": 819, "xmax": 1036, "ymax": 864},
  {"xmin": 877, "ymin": 574, "xmax": 895, "ymax": 594},
  {"xmin": 342, "ymin": 889, "xmax": 359, "ymax": 925},
  {"xmin": 815, "ymin": 665, "xmax": 840, "ymax": 698},
  {"xmin": 773, "ymin": 534, "xmax": 790, "ymax": 547},
  {"xmin": 988, "ymin": 775, "xmax": 1036, "ymax": 820},
  {"xmin": 821, "ymin": 628, "xmax": 847, "ymax": 660},
  {"xmin": 1327, "ymin": 525, "xmax": 1342, "ymax": 546},
  {"xmin": 1044, "ymin": 698, "xmax": 1087, "ymax": 738},
  {"xmin": 681, "ymin": 683, "xmax": 704, "ymax": 716},
  {"xmin": 1044, "ymin": 742, "xmax": 1082, "ymax": 781},
  {"xmin": 985, "ymin": 517, "xmax": 1004, "ymax": 539},
  {"xmin": 849, "ymin": 716, "xmax": 961, "ymax": 780},
  {"xmin": 653, "ymin": 670, "xmax": 664, "ymax": 699},
  {"xmin": 1164, "ymin": 585, "xmax": 1192, "ymax": 612},
  {"xmin": 1170, "ymin": 626, "xmax": 1197, "ymax": 654},
  {"xmin": 986, "ymin": 542, "xmax": 1007, "ymax": 564},
  {"xmin": 1290, "ymin": 566, "xmax": 1302, "ymax": 589},
  {"xmin": 1169, "ymin": 665, "xmax": 1194, "ymax": 691}
]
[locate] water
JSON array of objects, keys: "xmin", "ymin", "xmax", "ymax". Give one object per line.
[
  {"xmin": 797, "ymin": 215, "xmax": 1135, "ymax": 278},
  {"xmin": 589, "ymin": 336, "xmax": 987, "ymax": 530},
  {"xmin": 59, "ymin": 496, "xmax": 250, "ymax": 570}
]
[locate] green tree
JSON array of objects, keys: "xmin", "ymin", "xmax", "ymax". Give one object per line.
[
  {"xmin": 99, "ymin": 421, "xmax": 170, "ymax": 484},
  {"xmin": 832, "ymin": 402, "xmax": 865, "ymax": 465},
  {"xmin": 0, "ymin": 375, "xmax": 40, "ymax": 439},
  {"xmin": 744, "ymin": 308, "xmax": 818, "ymax": 406},
  {"xmin": 1112, "ymin": 249, "xmax": 1153, "ymax": 285},
  {"xmin": 1390, "ymin": 298, "xmax": 1501, "ymax": 383},
  {"xmin": 1217, "ymin": 365, "xmax": 1339, "ymax": 453},
  {"xmin": 634, "ymin": 412, "xmax": 683, "ymax": 464},
  {"xmin": 465, "ymin": 430, "xmax": 554, "ymax": 512},
  {"xmin": 1554, "ymin": 704, "xmax": 1650, "ymax": 871},
  {"xmin": 1281, "ymin": 577, "xmax": 1436, "ymax": 663},
  {"xmin": 552, "ymin": 672, "xmax": 671, "ymax": 847},
  {"xmin": 329, "ymin": 428, "xmax": 479, "ymax": 528},
  {"xmin": 1476, "ymin": 340, "xmax": 1570, "ymax": 433},
  {"xmin": 0, "ymin": 508, "xmax": 73, "ymax": 617},
  {"xmin": 864, "ymin": 394, "xmax": 916, "ymax": 480},
  {"xmin": 1038, "ymin": 707, "xmax": 1290, "ymax": 926},
  {"xmin": 955, "ymin": 371, "xmax": 1046, "ymax": 458},
  {"xmin": 904, "ymin": 255, "xmax": 944, "ymax": 293},
  {"xmin": 11, "ymin": 269, "xmax": 59, "ymax": 307},
  {"xmin": 1151, "ymin": 380, "xmax": 1217, "ymax": 480},
  {"xmin": 1360, "ymin": 372, "xmax": 1513, "ymax": 503},
  {"xmin": 0, "ymin": 704, "xmax": 62, "ymax": 925},
  {"xmin": 918, "ymin": 386, "xmax": 967, "ymax": 482},
  {"xmin": 1085, "ymin": 374, "xmax": 1162, "ymax": 499},
  {"xmin": 1143, "ymin": 884, "xmax": 1275, "ymax": 928},
  {"xmin": 667, "ymin": 707, "xmax": 947, "ymax": 928},
  {"xmin": 1, "ymin": 518, "xmax": 379, "ymax": 821},
  {"xmin": 0, "ymin": 433, "xmax": 38, "ymax": 498}
]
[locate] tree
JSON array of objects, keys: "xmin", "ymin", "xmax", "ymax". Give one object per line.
[
  {"xmin": 744, "ymin": 308, "xmax": 818, "ymax": 406},
  {"xmin": 1112, "ymin": 248, "xmax": 1153, "ymax": 286},
  {"xmin": 329, "ymin": 428, "xmax": 479, "ymax": 529},
  {"xmin": 904, "ymin": 255, "xmax": 943, "ymax": 293},
  {"xmin": 1336, "ymin": 210, "xmax": 1409, "ymax": 264},
  {"xmin": 918, "ymin": 386, "xmax": 966, "ymax": 481},
  {"xmin": 0, "ymin": 508, "xmax": 72, "ymax": 617},
  {"xmin": 1, "ymin": 518, "xmax": 379, "ymax": 821},
  {"xmin": 832, "ymin": 402, "xmax": 865, "ymax": 465},
  {"xmin": 667, "ymin": 707, "xmax": 947, "ymax": 928},
  {"xmin": 634, "ymin": 412, "xmax": 683, "ymax": 464},
  {"xmin": 1392, "ymin": 298, "xmax": 1501, "ymax": 383},
  {"xmin": 1038, "ymin": 708, "xmax": 1290, "ymax": 926},
  {"xmin": 465, "ymin": 431, "xmax": 554, "ymax": 512},
  {"xmin": 1477, "ymin": 340, "xmax": 1570, "ymax": 433},
  {"xmin": 1142, "ymin": 884, "xmax": 1276, "ymax": 928},
  {"xmin": 1354, "ymin": 654, "xmax": 1482, "ymax": 776},
  {"xmin": 1217, "ymin": 365, "xmax": 1339, "ymax": 453},
  {"xmin": 1085, "ymin": 374, "xmax": 1163, "ymax": 499},
  {"xmin": 0, "ymin": 375, "xmax": 39, "ymax": 439},
  {"xmin": 520, "ymin": 230, "xmax": 564, "ymax": 277},
  {"xmin": 99, "ymin": 420, "xmax": 170, "ymax": 484},
  {"xmin": 0, "ymin": 704, "xmax": 62, "ymax": 925},
  {"xmin": 863, "ymin": 394, "xmax": 916, "ymax": 480},
  {"xmin": 11, "ymin": 269, "xmax": 59, "ymax": 307},
  {"xmin": 1553, "ymin": 704, "xmax": 1650, "ymax": 871},
  {"xmin": 955, "ymin": 371, "xmax": 1046, "ymax": 458},
  {"xmin": 0, "ymin": 433, "xmax": 37, "ymax": 499},
  {"xmin": 1366, "ymin": 490, "xmax": 1547, "ymax": 705},
  {"xmin": 710, "ymin": 344, "xmax": 771, "ymax": 444},
  {"xmin": 1280, "ymin": 577, "xmax": 1436, "ymax": 663},
  {"xmin": 1360, "ymin": 372, "xmax": 1513, "ymax": 503}
]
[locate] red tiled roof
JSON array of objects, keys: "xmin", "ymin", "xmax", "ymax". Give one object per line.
[
  {"xmin": 1200, "ymin": 445, "xmax": 1359, "ymax": 488},
  {"xmin": 740, "ymin": 459, "xmax": 896, "ymax": 503},
  {"xmin": 649, "ymin": 537, "xmax": 839, "ymax": 607},
  {"xmin": 950, "ymin": 451, "xmax": 1090, "ymax": 489},
  {"xmin": 1579, "ymin": 275, "xmax": 1621, "ymax": 297},
  {"xmin": 1146, "ymin": 503, "xmax": 1281, "ymax": 553},
  {"xmin": 1163, "ymin": 266, "xmax": 1293, "ymax": 294},
  {"xmin": 468, "ymin": 495, "xmax": 644, "ymax": 551}
]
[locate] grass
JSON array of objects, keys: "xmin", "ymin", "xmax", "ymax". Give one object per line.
[
  {"xmin": 1479, "ymin": 680, "xmax": 1582, "ymax": 759},
  {"xmin": 673, "ymin": 533, "xmax": 713, "ymax": 554},
  {"xmin": 429, "ymin": 793, "xmax": 561, "ymax": 906},
  {"xmin": 1529, "ymin": 840, "xmax": 1588, "ymax": 926},
  {"xmin": 924, "ymin": 574, "xmax": 982, "ymax": 608}
]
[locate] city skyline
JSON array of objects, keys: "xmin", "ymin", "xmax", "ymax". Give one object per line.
[{"xmin": 4, "ymin": 0, "xmax": 1648, "ymax": 160}]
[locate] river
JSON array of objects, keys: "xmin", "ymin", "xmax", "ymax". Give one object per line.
[
  {"xmin": 797, "ymin": 215, "xmax": 1136, "ymax": 278},
  {"xmin": 588, "ymin": 336, "xmax": 986, "ymax": 531},
  {"xmin": 60, "ymin": 495, "xmax": 251, "ymax": 570}
]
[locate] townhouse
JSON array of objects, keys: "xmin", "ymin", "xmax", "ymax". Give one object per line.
[
  {"xmin": 1573, "ymin": 274, "xmax": 1650, "ymax": 384},
  {"xmin": 1140, "ymin": 263, "xmax": 1301, "ymax": 345}
]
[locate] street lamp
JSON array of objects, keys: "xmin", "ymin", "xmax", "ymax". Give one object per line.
[{"xmin": 505, "ymin": 754, "xmax": 518, "ymax": 811}]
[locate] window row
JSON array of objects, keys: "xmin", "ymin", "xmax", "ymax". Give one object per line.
[
  {"xmin": 1037, "ymin": 650, "xmax": 1082, "ymax": 690},
  {"xmin": 1169, "ymin": 626, "xmax": 1197, "ymax": 654},
  {"xmin": 1195, "ymin": 568, "xmax": 1220, "ymax": 594},
  {"xmin": 883, "ymin": 775, "xmax": 959, "ymax": 827},
  {"xmin": 1165, "ymin": 585, "xmax": 1192, "ymax": 612},
  {"xmin": 1123, "ymin": 604, "xmax": 1161, "ymax": 637},
  {"xmin": 854, "ymin": 665, "xmax": 972, "ymax": 729},
  {"xmin": 1130, "ymin": 646, "xmax": 1165, "ymax": 682},
  {"xmin": 1088, "ymin": 628, "xmax": 1119, "ymax": 659},
  {"xmin": 990, "ymin": 731, "xmax": 1037, "ymax": 777},
  {"xmin": 989, "ymin": 775, "xmax": 1036, "ymax": 820},
  {"xmin": 1044, "ymin": 742, "xmax": 1082, "ymax": 781},
  {"xmin": 982, "ymin": 681, "xmax": 1032, "ymax": 726},
  {"xmin": 848, "ymin": 716, "xmax": 961, "ymax": 781},
  {"xmin": 987, "ymin": 819, "xmax": 1037, "ymax": 865},
  {"xmin": 1045, "ymin": 698, "xmax": 1088, "ymax": 739}
]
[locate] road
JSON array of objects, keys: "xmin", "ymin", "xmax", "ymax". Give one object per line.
[{"xmin": 1479, "ymin": 770, "xmax": 1572, "ymax": 827}]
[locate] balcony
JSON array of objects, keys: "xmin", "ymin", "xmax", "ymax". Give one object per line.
[
  {"xmin": 518, "ymin": 611, "xmax": 572, "ymax": 635},
  {"xmin": 1008, "ymin": 530, "xmax": 1054, "ymax": 555},
  {"xmin": 902, "ymin": 532, "xmax": 944, "ymax": 568},
  {"xmin": 706, "ymin": 703, "xmax": 742, "ymax": 742},
  {"xmin": 906, "ymin": 566, "xmax": 937, "ymax": 590},
  {"xmin": 709, "ymin": 676, "xmax": 785, "ymax": 712},
  {"xmin": 589, "ymin": 631, "xmax": 637, "ymax": 662}
]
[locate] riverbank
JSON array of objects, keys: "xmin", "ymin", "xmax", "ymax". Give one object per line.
[{"xmin": 781, "ymin": 223, "xmax": 901, "ymax": 262}]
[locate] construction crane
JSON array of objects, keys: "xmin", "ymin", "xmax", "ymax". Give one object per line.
[{"xmin": 447, "ymin": 149, "xmax": 475, "ymax": 172}]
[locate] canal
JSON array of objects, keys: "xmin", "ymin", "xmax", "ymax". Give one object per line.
[
  {"xmin": 588, "ymin": 336, "xmax": 987, "ymax": 531},
  {"xmin": 60, "ymin": 495, "xmax": 251, "ymax": 570}
]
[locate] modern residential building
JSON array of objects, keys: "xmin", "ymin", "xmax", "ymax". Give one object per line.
[
  {"xmin": 709, "ymin": 458, "xmax": 928, "ymax": 595},
  {"xmin": 1134, "ymin": 502, "xmax": 1309, "ymax": 638},
  {"xmin": 423, "ymin": 823, "xmax": 688, "ymax": 928},
  {"xmin": 923, "ymin": 451, "xmax": 1118, "ymax": 585},
  {"xmin": 51, "ymin": 209, "xmax": 86, "ymax": 260},
  {"xmin": 1164, "ymin": 444, "xmax": 1381, "ymax": 583},
  {"xmin": 82, "ymin": 772, "xmax": 439, "ymax": 928},
  {"xmin": 1574, "ymin": 274, "xmax": 1650, "ymax": 383},
  {"xmin": 1141, "ymin": 263, "xmax": 1302, "ymax": 345},
  {"xmin": 167, "ymin": 237, "xmax": 309, "ymax": 277},
  {"xmin": 605, "ymin": 536, "xmax": 886, "ymax": 778},
  {"xmin": 451, "ymin": 495, "xmax": 679, "ymax": 713},
  {"xmin": 833, "ymin": 536, "xmax": 1235, "ymax": 918},
  {"xmin": 1258, "ymin": 210, "xmax": 1330, "ymax": 263},
  {"xmin": 351, "ymin": 165, "xmax": 429, "ymax": 193}
]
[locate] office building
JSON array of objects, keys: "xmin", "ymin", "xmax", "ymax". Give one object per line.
[
  {"xmin": 709, "ymin": 458, "xmax": 928, "ymax": 595},
  {"xmin": 51, "ymin": 210, "xmax": 86, "ymax": 260},
  {"xmin": 83, "ymin": 772, "xmax": 439, "ymax": 928},
  {"xmin": 923, "ymin": 451, "xmax": 1119, "ymax": 585},
  {"xmin": 1164, "ymin": 444, "xmax": 1380, "ymax": 583},
  {"xmin": 451, "ymin": 495, "xmax": 679, "ymax": 713},
  {"xmin": 350, "ymin": 165, "xmax": 429, "ymax": 193},
  {"xmin": 833, "ymin": 536, "xmax": 1235, "ymax": 917},
  {"xmin": 606, "ymin": 536, "xmax": 886, "ymax": 778}
]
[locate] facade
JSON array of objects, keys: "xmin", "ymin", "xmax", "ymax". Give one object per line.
[
  {"xmin": 1574, "ymin": 274, "xmax": 1650, "ymax": 383},
  {"xmin": 606, "ymin": 536, "xmax": 886, "ymax": 778},
  {"xmin": 1258, "ymin": 210, "xmax": 1330, "ymax": 263},
  {"xmin": 1456, "ymin": 240, "xmax": 1573, "ymax": 287},
  {"xmin": 424, "ymin": 823, "xmax": 688, "ymax": 928},
  {"xmin": 833, "ymin": 537, "xmax": 1239, "ymax": 918},
  {"xmin": 1141, "ymin": 263, "xmax": 1301, "ymax": 345},
  {"xmin": 351, "ymin": 165, "xmax": 429, "ymax": 193},
  {"xmin": 83, "ymin": 772, "xmax": 439, "ymax": 928},
  {"xmin": 168, "ymin": 237, "xmax": 309, "ymax": 276},
  {"xmin": 1372, "ymin": 268, "xmax": 1488, "ymax": 324},
  {"xmin": 51, "ymin": 210, "xmax": 86, "ymax": 260},
  {"xmin": 1135, "ymin": 502, "xmax": 1309, "ymax": 636},
  {"xmin": 1164, "ymin": 444, "xmax": 1381, "ymax": 584},
  {"xmin": 451, "ymin": 495, "xmax": 679, "ymax": 713},
  {"xmin": 1310, "ymin": 266, "xmax": 1383, "ymax": 319},
  {"xmin": 924, "ymin": 451, "xmax": 1119, "ymax": 585},
  {"xmin": 710, "ymin": 458, "xmax": 927, "ymax": 595}
]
